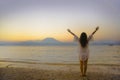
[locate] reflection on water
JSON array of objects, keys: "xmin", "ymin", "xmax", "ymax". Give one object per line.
[{"xmin": 0, "ymin": 45, "xmax": 120, "ymax": 65}]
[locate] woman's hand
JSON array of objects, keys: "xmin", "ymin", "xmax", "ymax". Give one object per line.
[
  {"xmin": 96, "ymin": 26, "xmax": 99, "ymax": 31},
  {"xmin": 67, "ymin": 29, "xmax": 71, "ymax": 32}
]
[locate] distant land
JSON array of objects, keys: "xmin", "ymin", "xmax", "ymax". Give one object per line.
[{"xmin": 0, "ymin": 37, "xmax": 120, "ymax": 46}]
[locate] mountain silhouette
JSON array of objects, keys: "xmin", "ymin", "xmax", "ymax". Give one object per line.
[
  {"xmin": 0, "ymin": 38, "xmax": 63, "ymax": 46},
  {"xmin": 41, "ymin": 38, "xmax": 61, "ymax": 43}
]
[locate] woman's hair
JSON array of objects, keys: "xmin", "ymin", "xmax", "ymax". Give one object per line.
[{"xmin": 79, "ymin": 32, "xmax": 88, "ymax": 48}]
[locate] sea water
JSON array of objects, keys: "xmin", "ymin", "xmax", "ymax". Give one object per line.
[{"xmin": 0, "ymin": 45, "xmax": 120, "ymax": 65}]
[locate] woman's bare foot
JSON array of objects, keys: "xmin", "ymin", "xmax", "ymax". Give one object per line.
[
  {"xmin": 83, "ymin": 75, "xmax": 86, "ymax": 77},
  {"xmin": 81, "ymin": 74, "xmax": 84, "ymax": 77}
]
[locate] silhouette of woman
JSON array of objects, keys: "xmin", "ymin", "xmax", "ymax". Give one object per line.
[{"xmin": 67, "ymin": 26, "xmax": 99, "ymax": 76}]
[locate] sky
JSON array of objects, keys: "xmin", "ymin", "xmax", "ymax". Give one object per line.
[{"xmin": 0, "ymin": 0, "xmax": 120, "ymax": 42}]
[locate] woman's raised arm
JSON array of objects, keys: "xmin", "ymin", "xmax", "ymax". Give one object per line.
[
  {"xmin": 67, "ymin": 29, "xmax": 79, "ymax": 40},
  {"xmin": 88, "ymin": 26, "xmax": 99, "ymax": 41},
  {"xmin": 91, "ymin": 26, "xmax": 99, "ymax": 35},
  {"xmin": 67, "ymin": 29, "xmax": 78, "ymax": 36}
]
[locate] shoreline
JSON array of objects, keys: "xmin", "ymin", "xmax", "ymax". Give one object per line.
[
  {"xmin": 0, "ymin": 61, "xmax": 120, "ymax": 80},
  {"xmin": 0, "ymin": 60, "xmax": 120, "ymax": 66}
]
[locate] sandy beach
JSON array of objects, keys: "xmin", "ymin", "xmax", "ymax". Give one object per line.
[{"xmin": 0, "ymin": 62, "xmax": 120, "ymax": 80}]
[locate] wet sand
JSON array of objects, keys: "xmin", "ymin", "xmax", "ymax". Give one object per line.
[{"xmin": 0, "ymin": 62, "xmax": 120, "ymax": 80}]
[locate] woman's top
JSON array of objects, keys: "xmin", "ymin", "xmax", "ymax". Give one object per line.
[{"xmin": 74, "ymin": 34, "xmax": 93, "ymax": 61}]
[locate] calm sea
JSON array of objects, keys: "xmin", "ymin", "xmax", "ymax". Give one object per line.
[{"xmin": 0, "ymin": 45, "xmax": 120, "ymax": 65}]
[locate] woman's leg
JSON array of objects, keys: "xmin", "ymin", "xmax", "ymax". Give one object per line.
[
  {"xmin": 83, "ymin": 59, "xmax": 88, "ymax": 76},
  {"xmin": 80, "ymin": 60, "xmax": 84, "ymax": 76}
]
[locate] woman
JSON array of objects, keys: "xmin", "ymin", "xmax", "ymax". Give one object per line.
[{"xmin": 67, "ymin": 27, "xmax": 99, "ymax": 77}]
